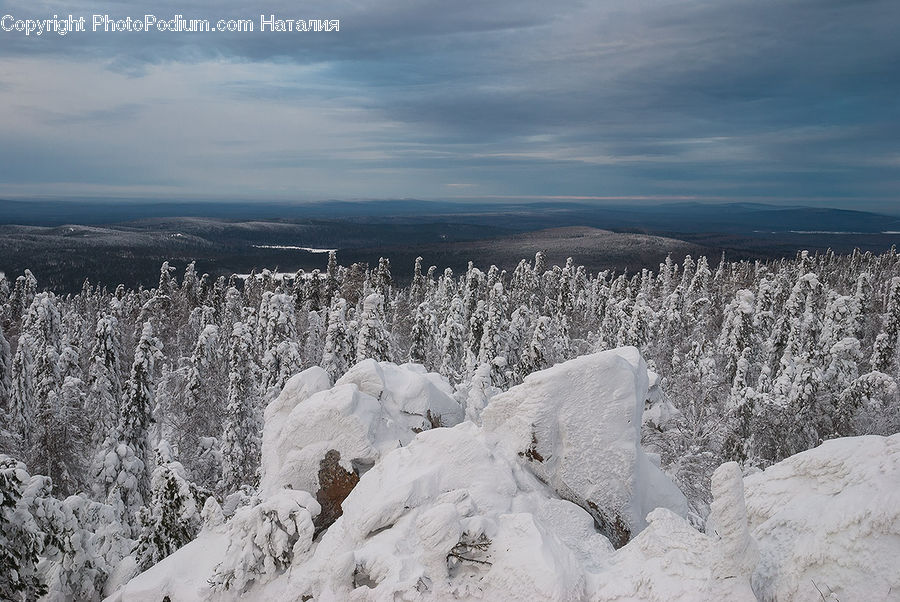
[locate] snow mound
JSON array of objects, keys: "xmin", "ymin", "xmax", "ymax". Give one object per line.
[
  {"xmin": 482, "ymin": 347, "xmax": 687, "ymax": 546},
  {"xmin": 744, "ymin": 433, "xmax": 900, "ymax": 602},
  {"xmin": 259, "ymin": 360, "xmax": 463, "ymax": 530},
  {"xmin": 287, "ymin": 422, "xmax": 613, "ymax": 601},
  {"xmin": 104, "ymin": 531, "xmax": 229, "ymax": 601}
]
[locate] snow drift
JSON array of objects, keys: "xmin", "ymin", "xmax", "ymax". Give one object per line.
[{"xmin": 106, "ymin": 350, "xmax": 900, "ymax": 602}]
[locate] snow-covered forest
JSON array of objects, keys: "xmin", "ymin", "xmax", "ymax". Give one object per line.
[{"xmin": 1, "ymin": 248, "xmax": 899, "ymax": 600}]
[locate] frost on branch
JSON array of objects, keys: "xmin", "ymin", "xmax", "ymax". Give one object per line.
[{"xmin": 209, "ymin": 489, "xmax": 320, "ymax": 595}]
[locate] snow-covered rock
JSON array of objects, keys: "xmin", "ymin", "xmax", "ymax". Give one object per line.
[
  {"xmin": 745, "ymin": 433, "xmax": 900, "ymax": 602},
  {"xmin": 106, "ymin": 353, "xmax": 900, "ymax": 602},
  {"xmin": 259, "ymin": 360, "xmax": 463, "ymax": 530},
  {"xmin": 483, "ymin": 347, "xmax": 687, "ymax": 546},
  {"xmin": 287, "ymin": 422, "xmax": 613, "ymax": 601}
]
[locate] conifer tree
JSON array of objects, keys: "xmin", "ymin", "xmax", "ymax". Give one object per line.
[
  {"xmin": 321, "ymin": 298, "xmax": 354, "ymax": 382},
  {"xmin": 409, "ymin": 301, "xmax": 437, "ymax": 368},
  {"xmin": 87, "ymin": 314, "xmax": 125, "ymax": 447},
  {"xmin": 355, "ymin": 293, "xmax": 390, "ymax": 363},
  {"xmin": 438, "ymin": 297, "xmax": 467, "ymax": 384},
  {"xmin": 220, "ymin": 322, "xmax": 262, "ymax": 494},
  {"xmin": 0, "ymin": 323, "xmax": 10, "ymax": 413},
  {"xmin": 134, "ymin": 443, "xmax": 202, "ymax": 571},
  {"xmin": 0, "ymin": 456, "xmax": 46, "ymax": 601}
]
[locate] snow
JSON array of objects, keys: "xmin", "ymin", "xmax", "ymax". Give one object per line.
[
  {"xmin": 252, "ymin": 244, "xmax": 337, "ymax": 253},
  {"xmin": 104, "ymin": 531, "xmax": 229, "ymax": 601},
  {"xmin": 482, "ymin": 347, "xmax": 688, "ymax": 545},
  {"xmin": 106, "ymin": 351, "xmax": 900, "ymax": 602},
  {"xmin": 285, "ymin": 422, "xmax": 612, "ymax": 601},
  {"xmin": 744, "ymin": 433, "xmax": 900, "ymax": 602},
  {"xmin": 259, "ymin": 359, "xmax": 463, "ymax": 498}
]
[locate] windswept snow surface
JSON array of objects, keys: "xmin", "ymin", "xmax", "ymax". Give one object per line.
[
  {"xmin": 744, "ymin": 433, "xmax": 900, "ymax": 602},
  {"xmin": 106, "ymin": 350, "xmax": 900, "ymax": 601}
]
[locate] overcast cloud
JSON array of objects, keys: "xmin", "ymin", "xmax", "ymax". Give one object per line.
[{"xmin": 0, "ymin": 0, "xmax": 897, "ymax": 209}]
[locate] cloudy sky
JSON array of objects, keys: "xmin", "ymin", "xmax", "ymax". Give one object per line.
[{"xmin": 0, "ymin": 0, "xmax": 898, "ymax": 209}]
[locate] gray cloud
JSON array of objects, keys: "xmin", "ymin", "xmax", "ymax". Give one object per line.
[{"xmin": 0, "ymin": 0, "xmax": 897, "ymax": 207}]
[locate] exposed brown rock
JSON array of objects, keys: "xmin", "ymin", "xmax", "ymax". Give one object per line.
[{"xmin": 314, "ymin": 449, "xmax": 360, "ymax": 534}]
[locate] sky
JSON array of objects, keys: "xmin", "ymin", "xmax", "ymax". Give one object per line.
[{"xmin": 0, "ymin": 0, "xmax": 898, "ymax": 210}]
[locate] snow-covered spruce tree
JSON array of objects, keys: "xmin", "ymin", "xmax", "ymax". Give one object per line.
[
  {"xmin": 833, "ymin": 371, "xmax": 900, "ymax": 437},
  {"xmin": 0, "ymin": 455, "xmax": 45, "ymax": 601},
  {"xmin": 374, "ymin": 257, "xmax": 392, "ymax": 299},
  {"xmin": 9, "ymin": 334, "xmax": 35, "ymax": 453},
  {"xmin": 321, "ymin": 297, "xmax": 354, "ymax": 382},
  {"xmin": 520, "ymin": 315, "xmax": 552, "ymax": 379},
  {"xmin": 355, "ymin": 293, "xmax": 390, "ymax": 363},
  {"xmin": 718, "ymin": 289, "xmax": 755, "ymax": 385},
  {"xmin": 120, "ymin": 321, "xmax": 163, "ymax": 490},
  {"xmin": 92, "ymin": 321, "xmax": 162, "ymax": 537},
  {"xmin": 220, "ymin": 322, "xmax": 262, "ymax": 494},
  {"xmin": 438, "ymin": 297, "xmax": 467, "ymax": 384},
  {"xmin": 0, "ymin": 322, "xmax": 11, "ymax": 413},
  {"xmin": 180, "ymin": 324, "xmax": 224, "ymax": 460},
  {"xmin": 30, "ymin": 376, "xmax": 87, "ymax": 497},
  {"xmin": 209, "ymin": 490, "xmax": 318, "ymax": 595},
  {"xmin": 324, "ymin": 251, "xmax": 341, "ymax": 311},
  {"xmin": 871, "ymin": 276, "xmax": 900, "ymax": 373},
  {"xmin": 27, "ymin": 482, "xmax": 112, "ymax": 602},
  {"xmin": 259, "ymin": 292, "xmax": 303, "ymax": 395},
  {"xmin": 303, "ymin": 310, "xmax": 325, "ymax": 370},
  {"xmin": 409, "ymin": 300, "xmax": 438, "ymax": 368},
  {"xmin": 12, "ymin": 293, "xmax": 64, "ymax": 458},
  {"xmin": 134, "ymin": 443, "xmax": 202, "ymax": 571},
  {"xmin": 410, "ymin": 256, "xmax": 426, "ymax": 307},
  {"xmin": 478, "ymin": 283, "xmax": 509, "ymax": 370}
]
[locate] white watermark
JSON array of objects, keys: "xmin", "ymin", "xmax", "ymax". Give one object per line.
[{"xmin": 0, "ymin": 14, "xmax": 340, "ymax": 36}]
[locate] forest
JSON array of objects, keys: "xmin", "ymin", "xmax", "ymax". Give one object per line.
[{"xmin": 1, "ymin": 247, "xmax": 899, "ymax": 600}]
